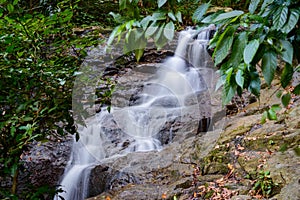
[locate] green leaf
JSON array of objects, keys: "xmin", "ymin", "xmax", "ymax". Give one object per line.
[
  {"xmin": 261, "ymin": 51, "xmax": 277, "ymax": 85},
  {"xmin": 192, "ymin": 3, "xmax": 210, "ymax": 22},
  {"xmin": 213, "ymin": 26, "xmax": 236, "ymax": 65},
  {"xmin": 267, "ymin": 108, "xmax": 277, "ymax": 120},
  {"xmin": 281, "ymin": 93, "xmax": 291, "ymax": 107},
  {"xmin": 248, "ymin": 71, "xmax": 261, "ymax": 97},
  {"xmin": 109, "ymin": 12, "xmax": 123, "ymax": 24},
  {"xmin": 281, "ymin": 63, "xmax": 293, "ymax": 88},
  {"xmin": 273, "ymin": 6, "xmax": 288, "ymax": 30},
  {"xmin": 135, "ymin": 49, "xmax": 144, "ymax": 62},
  {"xmin": 7, "ymin": 3, "xmax": 14, "ymax": 13},
  {"xmin": 140, "ymin": 16, "xmax": 153, "ymax": 30},
  {"xmin": 107, "ymin": 25, "xmax": 122, "ymax": 45},
  {"xmin": 261, "ymin": 110, "xmax": 268, "ymax": 124},
  {"xmin": 175, "ymin": 11, "xmax": 182, "ymax": 23},
  {"xmin": 293, "ymin": 84, "xmax": 300, "ymax": 95},
  {"xmin": 154, "ymin": 24, "xmax": 164, "ymax": 43},
  {"xmin": 249, "ymin": 0, "xmax": 260, "ymax": 14},
  {"xmin": 261, "ymin": 0, "xmax": 274, "ymax": 11},
  {"xmin": 282, "ymin": 9, "xmax": 299, "ymax": 34},
  {"xmin": 145, "ymin": 22, "xmax": 159, "ymax": 38},
  {"xmin": 10, "ymin": 126, "xmax": 16, "ymax": 137},
  {"xmin": 271, "ymin": 104, "xmax": 281, "ymax": 112},
  {"xmin": 236, "ymin": 69, "xmax": 244, "ymax": 88},
  {"xmin": 164, "ymin": 21, "xmax": 175, "ymax": 41},
  {"xmin": 243, "ymin": 39, "xmax": 260, "ymax": 64},
  {"xmin": 158, "ymin": 0, "xmax": 167, "ymax": 8},
  {"xmin": 223, "ymin": 85, "xmax": 236, "ymax": 105},
  {"xmin": 281, "ymin": 40, "xmax": 293, "ymax": 64},
  {"xmin": 212, "ymin": 10, "xmax": 244, "ymax": 22},
  {"xmin": 168, "ymin": 12, "xmax": 176, "ymax": 21},
  {"xmin": 152, "ymin": 12, "xmax": 166, "ymax": 21},
  {"xmin": 229, "ymin": 32, "xmax": 248, "ymax": 68}
]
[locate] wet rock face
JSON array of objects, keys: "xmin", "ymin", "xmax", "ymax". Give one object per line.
[
  {"xmin": 86, "ymin": 79, "xmax": 300, "ymax": 200},
  {"xmin": 18, "ymin": 136, "xmax": 72, "ymax": 196}
]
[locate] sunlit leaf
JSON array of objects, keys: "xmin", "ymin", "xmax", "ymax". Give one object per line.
[
  {"xmin": 175, "ymin": 11, "xmax": 182, "ymax": 23},
  {"xmin": 229, "ymin": 32, "xmax": 248, "ymax": 67},
  {"xmin": 7, "ymin": 4, "xmax": 14, "ymax": 13},
  {"xmin": 261, "ymin": 110, "xmax": 268, "ymax": 123},
  {"xmin": 152, "ymin": 12, "xmax": 166, "ymax": 21},
  {"xmin": 243, "ymin": 39, "xmax": 259, "ymax": 64},
  {"xmin": 273, "ymin": 6, "xmax": 288, "ymax": 30},
  {"xmin": 212, "ymin": 10, "xmax": 244, "ymax": 22},
  {"xmin": 282, "ymin": 9, "xmax": 300, "ymax": 34},
  {"xmin": 213, "ymin": 25, "xmax": 236, "ymax": 65},
  {"xmin": 145, "ymin": 22, "xmax": 159, "ymax": 38},
  {"xmin": 236, "ymin": 69, "xmax": 244, "ymax": 88},
  {"xmin": 249, "ymin": 0, "xmax": 260, "ymax": 14},
  {"xmin": 135, "ymin": 49, "xmax": 144, "ymax": 62},
  {"xmin": 267, "ymin": 108, "xmax": 277, "ymax": 120},
  {"xmin": 168, "ymin": 12, "xmax": 176, "ymax": 21},
  {"xmin": 271, "ymin": 104, "xmax": 281, "ymax": 112},
  {"xmin": 192, "ymin": 3, "xmax": 210, "ymax": 22},
  {"xmin": 158, "ymin": 0, "xmax": 167, "ymax": 8},
  {"xmin": 164, "ymin": 21, "xmax": 174, "ymax": 41}
]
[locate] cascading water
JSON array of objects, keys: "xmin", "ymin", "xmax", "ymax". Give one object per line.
[{"xmin": 55, "ymin": 25, "xmax": 214, "ymax": 200}]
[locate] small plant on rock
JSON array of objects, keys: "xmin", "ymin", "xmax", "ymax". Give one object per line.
[{"xmin": 250, "ymin": 171, "xmax": 279, "ymax": 198}]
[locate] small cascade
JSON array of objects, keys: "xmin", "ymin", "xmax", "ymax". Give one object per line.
[{"xmin": 55, "ymin": 26, "xmax": 214, "ymax": 200}]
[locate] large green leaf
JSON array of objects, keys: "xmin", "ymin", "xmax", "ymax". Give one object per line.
[
  {"xmin": 268, "ymin": 107, "xmax": 277, "ymax": 120},
  {"xmin": 158, "ymin": 0, "xmax": 167, "ymax": 8},
  {"xmin": 168, "ymin": 12, "xmax": 176, "ymax": 21},
  {"xmin": 212, "ymin": 10, "xmax": 244, "ymax": 22},
  {"xmin": 235, "ymin": 69, "xmax": 244, "ymax": 88},
  {"xmin": 261, "ymin": 0, "xmax": 274, "ymax": 11},
  {"xmin": 282, "ymin": 9, "xmax": 300, "ymax": 34},
  {"xmin": 229, "ymin": 32, "xmax": 248, "ymax": 68},
  {"xmin": 164, "ymin": 21, "xmax": 174, "ymax": 41},
  {"xmin": 261, "ymin": 51, "xmax": 277, "ymax": 85},
  {"xmin": 175, "ymin": 11, "xmax": 182, "ymax": 23},
  {"xmin": 192, "ymin": 3, "xmax": 210, "ymax": 22},
  {"xmin": 154, "ymin": 23, "xmax": 164, "ymax": 43},
  {"xmin": 243, "ymin": 39, "xmax": 260, "ymax": 64},
  {"xmin": 140, "ymin": 16, "xmax": 153, "ymax": 30},
  {"xmin": 135, "ymin": 49, "xmax": 144, "ymax": 62},
  {"xmin": 145, "ymin": 22, "xmax": 159, "ymax": 38},
  {"xmin": 281, "ymin": 63, "xmax": 293, "ymax": 88},
  {"xmin": 273, "ymin": 6, "xmax": 288, "ymax": 30},
  {"xmin": 152, "ymin": 12, "xmax": 166, "ymax": 21},
  {"xmin": 107, "ymin": 25, "xmax": 122, "ymax": 45},
  {"xmin": 222, "ymin": 81, "xmax": 236, "ymax": 105},
  {"xmin": 249, "ymin": 0, "xmax": 260, "ymax": 14},
  {"xmin": 281, "ymin": 40, "xmax": 293, "ymax": 64},
  {"xmin": 213, "ymin": 26, "xmax": 236, "ymax": 65}
]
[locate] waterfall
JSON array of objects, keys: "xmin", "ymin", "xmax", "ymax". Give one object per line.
[{"xmin": 55, "ymin": 26, "xmax": 214, "ymax": 200}]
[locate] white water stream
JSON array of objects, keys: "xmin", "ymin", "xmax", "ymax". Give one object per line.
[{"xmin": 55, "ymin": 26, "xmax": 214, "ymax": 200}]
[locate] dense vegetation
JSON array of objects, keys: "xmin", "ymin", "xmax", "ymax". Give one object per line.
[
  {"xmin": 0, "ymin": 0, "xmax": 105, "ymax": 198},
  {"xmin": 0, "ymin": 0, "xmax": 299, "ymax": 198}
]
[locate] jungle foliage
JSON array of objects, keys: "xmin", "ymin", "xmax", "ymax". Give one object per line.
[{"xmin": 0, "ymin": 0, "xmax": 103, "ymax": 198}]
